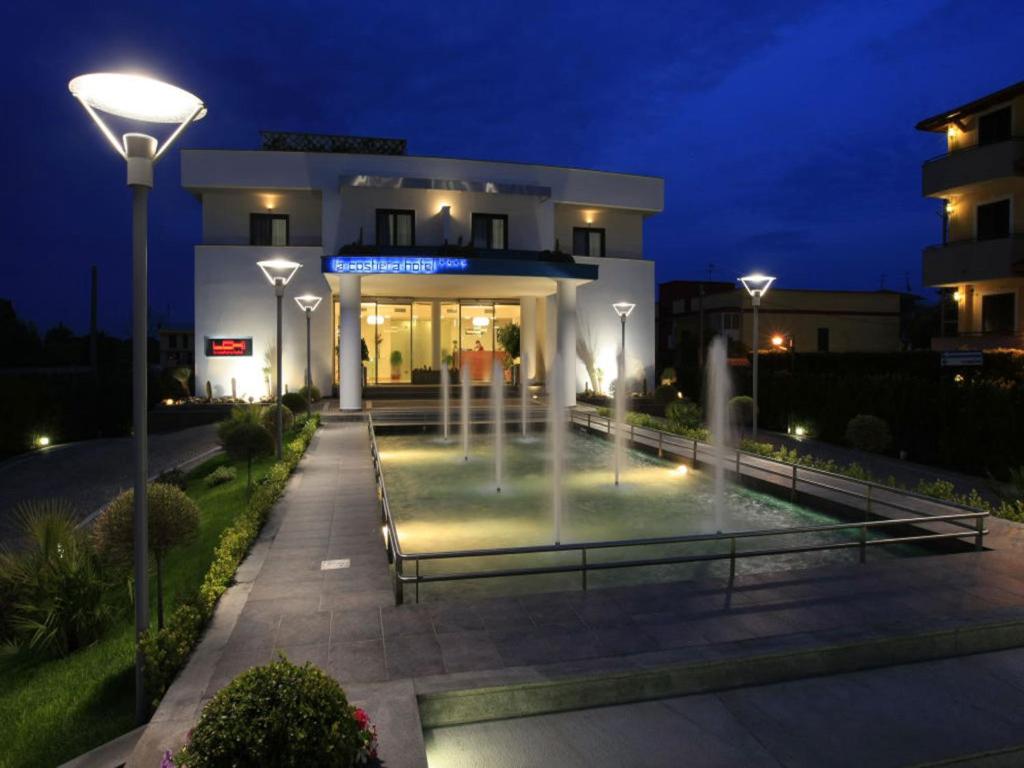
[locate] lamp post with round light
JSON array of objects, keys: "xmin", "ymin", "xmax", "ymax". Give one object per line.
[
  {"xmin": 611, "ymin": 302, "xmax": 635, "ymax": 486},
  {"xmin": 294, "ymin": 294, "xmax": 322, "ymax": 419},
  {"xmin": 69, "ymin": 72, "xmax": 205, "ymax": 724},
  {"xmin": 258, "ymin": 259, "xmax": 302, "ymax": 457},
  {"xmin": 739, "ymin": 274, "xmax": 776, "ymax": 438}
]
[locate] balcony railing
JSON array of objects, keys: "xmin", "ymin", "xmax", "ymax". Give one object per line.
[
  {"xmin": 932, "ymin": 332, "xmax": 1024, "ymax": 351},
  {"xmin": 922, "ymin": 137, "xmax": 1024, "ymax": 196},
  {"xmin": 922, "ymin": 235, "xmax": 1024, "ymax": 285}
]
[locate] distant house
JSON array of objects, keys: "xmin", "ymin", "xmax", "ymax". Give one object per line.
[
  {"xmin": 660, "ymin": 282, "xmax": 914, "ymax": 361},
  {"xmin": 158, "ymin": 326, "xmax": 195, "ymax": 369},
  {"xmin": 917, "ymin": 80, "xmax": 1024, "ymax": 350}
]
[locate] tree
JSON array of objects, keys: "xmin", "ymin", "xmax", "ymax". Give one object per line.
[
  {"xmin": 496, "ymin": 322, "xmax": 520, "ymax": 363},
  {"xmin": 171, "ymin": 367, "xmax": 191, "ymax": 397},
  {"xmin": 218, "ymin": 406, "xmax": 275, "ymax": 494},
  {"xmin": 92, "ymin": 483, "xmax": 199, "ymax": 629}
]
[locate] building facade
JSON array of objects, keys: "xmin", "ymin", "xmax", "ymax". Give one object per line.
[
  {"xmin": 183, "ymin": 133, "xmax": 662, "ymax": 408},
  {"xmin": 664, "ymin": 283, "xmax": 909, "ymax": 357},
  {"xmin": 157, "ymin": 326, "xmax": 195, "ymax": 369},
  {"xmin": 918, "ymin": 80, "xmax": 1024, "ymax": 350}
]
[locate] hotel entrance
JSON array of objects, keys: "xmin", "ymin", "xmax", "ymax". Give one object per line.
[{"xmin": 333, "ymin": 299, "xmax": 520, "ymax": 386}]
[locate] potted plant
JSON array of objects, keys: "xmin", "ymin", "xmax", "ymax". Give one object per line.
[
  {"xmin": 390, "ymin": 350, "xmax": 403, "ymax": 381},
  {"xmin": 361, "ymin": 338, "xmax": 370, "ymax": 386}
]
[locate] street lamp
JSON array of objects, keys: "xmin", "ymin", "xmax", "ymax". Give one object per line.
[
  {"xmin": 294, "ymin": 294, "xmax": 322, "ymax": 419},
  {"xmin": 70, "ymin": 71, "xmax": 205, "ymax": 725},
  {"xmin": 258, "ymin": 259, "xmax": 302, "ymax": 457},
  {"xmin": 739, "ymin": 274, "xmax": 776, "ymax": 437},
  {"xmin": 611, "ymin": 302, "xmax": 635, "ymax": 486}
]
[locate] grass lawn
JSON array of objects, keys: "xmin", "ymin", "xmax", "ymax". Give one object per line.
[{"xmin": 0, "ymin": 448, "xmax": 283, "ymax": 768}]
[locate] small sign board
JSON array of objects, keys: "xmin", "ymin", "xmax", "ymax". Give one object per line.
[
  {"xmin": 205, "ymin": 337, "xmax": 252, "ymax": 357},
  {"xmin": 940, "ymin": 351, "xmax": 983, "ymax": 367}
]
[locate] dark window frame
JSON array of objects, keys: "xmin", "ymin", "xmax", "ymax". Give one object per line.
[
  {"xmin": 817, "ymin": 327, "xmax": 830, "ymax": 353},
  {"xmin": 375, "ymin": 209, "xmax": 416, "ymax": 246},
  {"xmin": 976, "ymin": 198, "xmax": 1011, "ymax": 241},
  {"xmin": 471, "ymin": 213, "xmax": 509, "ymax": 250},
  {"xmin": 978, "ymin": 106, "xmax": 1012, "ymax": 146},
  {"xmin": 572, "ymin": 226, "xmax": 606, "ymax": 257},
  {"xmin": 249, "ymin": 213, "xmax": 290, "ymax": 246},
  {"xmin": 982, "ymin": 292, "xmax": 1015, "ymax": 334}
]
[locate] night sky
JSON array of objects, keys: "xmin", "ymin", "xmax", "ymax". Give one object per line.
[{"xmin": 3, "ymin": 0, "xmax": 1022, "ymax": 335}]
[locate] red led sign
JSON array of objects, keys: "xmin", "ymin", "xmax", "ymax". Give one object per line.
[{"xmin": 206, "ymin": 337, "xmax": 252, "ymax": 357}]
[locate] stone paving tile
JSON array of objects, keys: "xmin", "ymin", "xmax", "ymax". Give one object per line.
[
  {"xmin": 275, "ymin": 640, "xmax": 329, "ymax": 667},
  {"xmin": 385, "ymin": 633, "xmax": 445, "ymax": 679},
  {"xmin": 380, "ymin": 604, "xmax": 435, "ymax": 637},
  {"xmin": 275, "ymin": 611, "xmax": 332, "ymax": 647},
  {"xmin": 329, "ymin": 638, "xmax": 387, "ymax": 683},
  {"xmin": 428, "ymin": 602, "xmax": 486, "ymax": 634},
  {"xmin": 437, "ymin": 630, "xmax": 505, "ymax": 673},
  {"xmin": 490, "ymin": 627, "xmax": 555, "ymax": 667},
  {"xmin": 331, "ymin": 607, "xmax": 383, "ymax": 642}
]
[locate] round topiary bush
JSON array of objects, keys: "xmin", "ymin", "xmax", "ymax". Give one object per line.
[
  {"xmin": 665, "ymin": 399, "xmax": 702, "ymax": 429},
  {"xmin": 281, "ymin": 391, "xmax": 308, "ymax": 413},
  {"xmin": 262, "ymin": 403, "xmax": 295, "ymax": 439},
  {"xmin": 729, "ymin": 396, "xmax": 754, "ymax": 427},
  {"xmin": 176, "ymin": 657, "xmax": 375, "ymax": 767},
  {"xmin": 845, "ymin": 414, "xmax": 892, "ymax": 453},
  {"xmin": 653, "ymin": 384, "xmax": 678, "ymax": 405},
  {"xmin": 298, "ymin": 384, "xmax": 322, "ymax": 402}
]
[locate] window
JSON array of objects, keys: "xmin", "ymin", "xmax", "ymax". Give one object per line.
[
  {"xmin": 977, "ymin": 199, "xmax": 1010, "ymax": 241},
  {"xmin": 978, "ymin": 107, "xmax": 1011, "ymax": 146},
  {"xmin": 982, "ymin": 293, "xmax": 1014, "ymax": 334},
  {"xmin": 375, "ymin": 209, "xmax": 415, "ymax": 246},
  {"xmin": 817, "ymin": 328, "xmax": 830, "ymax": 352},
  {"xmin": 168, "ymin": 334, "xmax": 177, "ymax": 349},
  {"xmin": 572, "ymin": 227, "xmax": 606, "ymax": 257},
  {"xmin": 249, "ymin": 213, "xmax": 289, "ymax": 246},
  {"xmin": 941, "ymin": 290, "xmax": 959, "ymax": 337},
  {"xmin": 472, "ymin": 213, "xmax": 508, "ymax": 250},
  {"xmin": 721, "ymin": 313, "xmax": 740, "ymax": 331}
]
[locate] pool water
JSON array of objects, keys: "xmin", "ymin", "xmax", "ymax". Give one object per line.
[{"xmin": 377, "ymin": 428, "xmax": 923, "ymax": 600}]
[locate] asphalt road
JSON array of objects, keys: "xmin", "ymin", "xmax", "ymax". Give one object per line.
[{"xmin": 0, "ymin": 424, "xmax": 220, "ymax": 546}]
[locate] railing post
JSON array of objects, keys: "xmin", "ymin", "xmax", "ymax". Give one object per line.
[
  {"xmin": 415, "ymin": 559, "xmax": 420, "ymax": 604},
  {"xmin": 866, "ymin": 484, "xmax": 873, "ymax": 517},
  {"xmin": 582, "ymin": 548, "xmax": 588, "ymax": 592},
  {"xmin": 693, "ymin": 439, "xmax": 698, "ymax": 464},
  {"xmin": 631, "ymin": 423, "xmax": 635, "ymax": 443},
  {"xmin": 790, "ymin": 464, "xmax": 797, "ymax": 502},
  {"xmin": 735, "ymin": 450, "xmax": 741, "ymax": 477},
  {"xmin": 859, "ymin": 525, "xmax": 867, "ymax": 564},
  {"xmin": 729, "ymin": 537, "xmax": 736, "ymax": 582},
  {"xmin": 394, "ymin": 556, "xmax": 404, "ymax": 605},
  {"xmin": 975, "ymin": 515, "xmax": 984, "ymax": 551},
  {"xmin": 587, "ymin": 413, "xmax": 591, "ymax": 431},
  {"xmin": 658, "ymin": 430, "xmax": 663, "ymax": 458}
]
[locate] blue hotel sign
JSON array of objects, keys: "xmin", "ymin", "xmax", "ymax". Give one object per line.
[{"xmin": 324, "ymin": 256, "xmax": 469, "ymax": 275}]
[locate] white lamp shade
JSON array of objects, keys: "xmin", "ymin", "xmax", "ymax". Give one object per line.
[
  {"xmin": 472, "ymin": 316, "xmax": 490, "ymax": 328},
  {"xmin": 294, "ymin": 294, "xmax": 322, "ymax": 312},
  {"xmin": 257, "ymin": 259, "xmax": 301, "ymax": 286},
  {"xmin": 739, "ymin": 274, "xmax": 776, "ymax": 298},
  {"xmin": 612, "ymin": 302, "xmax": 636, "ymax": 318},
  {"xmin": 69, "ymin": 73, "xmax": 206, "ymax": 124}
]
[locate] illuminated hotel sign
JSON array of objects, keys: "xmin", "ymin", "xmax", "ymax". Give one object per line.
[
  {"xmin": 205, "ymin": 338, "xmax": 252, "ymax": 357},
  {"xmin": 324, "ymin": 256, "xmax": 469, "ymax": 275}
]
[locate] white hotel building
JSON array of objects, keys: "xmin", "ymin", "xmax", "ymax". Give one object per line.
[{"xmin": 183, "ymin": 133, "xmax": 663, "ymax": 408}]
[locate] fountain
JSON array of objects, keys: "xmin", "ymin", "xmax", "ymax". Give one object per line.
[
  {"xmin": 520, "ymin": 351, "xmax": 529, "ymax": 438},
  {"xmin": 441, "ymin": 364, "xmax": 451, "ymax": 441},
  {"xmin": 613, "ymin": 349, "xmax": 626, "ymax": 485},
  {"xmin": 492, "ymin": 360, "xmax": 504, "ymax": 492},
  {"xmin": 549, "ymin": 354, "xmax": 565, "ymax": 544},
  {"xmin": 705, "ymin": 336, "xmax": 733, "ymax": 532},
  {"xmin": 461, "ymin": 363, "xmax": 471, "ymax": 461}
]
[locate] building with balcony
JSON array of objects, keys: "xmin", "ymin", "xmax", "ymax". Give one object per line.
[
  {"xmin": 182, "ymin": 132, "xmax": 663, "ymax": 408},
  {"xmin": 918, "ymin": 80, "xmax": 1024, "ymax": 350},
  {"xmin": 662, "ymin": 283, "xmax": 911, "ymax": 358}
]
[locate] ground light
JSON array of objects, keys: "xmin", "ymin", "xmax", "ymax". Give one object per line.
[
  {"xmin": 738, "ymin": 273, "xmax": 776, "ymax": 438},
  {"xmin": 70, "ymin": 70, "xmax": 206, "ymax": 726},
  {"xmin": 294, "ymin": 294, "xmax": 322, "ymax": 419},
  {"xmin": 34, "ymin": 435, "xmax": 51, "ymax": 448},
  {"xmin": 258, "ymin": 259, "xmax": 301, "ymax": 457}
]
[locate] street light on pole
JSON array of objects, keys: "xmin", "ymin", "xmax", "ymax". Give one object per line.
[
  {"xmin": 69, "ymin": 71, "xmax": 206, "ymax": 725},
  {"xmin": 258, "ymin": 259, "xmax": 302, "ymax": 458},
  {"xmin": 611, "ymin": 302, "xmax": 635, "ymax": 486},
  {"xmin": 294, "ymin": 294, "xmax": 322, "ymax": 419},
  {"xmin": 738, "ymin": 274, "xmax": 776, "ymax": 438}
]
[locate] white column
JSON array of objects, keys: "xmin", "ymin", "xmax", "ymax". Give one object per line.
[
  {"xmin": 556, "ymin": 280, "xmax": 577, "ymax": 406},
  {"xmin": 431, "ymin": 300, "xmax": 441, "ymax": 369},
  {"xmin": 339, "ymin": 274, "xmax": 362, "ymax": 410},
  {"xmin": 520, "ymin": 295, "xmax": 537, "ymax": 382}
]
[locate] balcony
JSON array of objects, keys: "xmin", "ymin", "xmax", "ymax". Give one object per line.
[
  {"xmin": 921, "ymin": 138, "xmax": 1024, "ymax": 196},
  {"xmin": 932, "ymin": 333, "xmax": 1024, "ymax": 352},
  {"xmin": 922, "ymin": 235, "xmax": 1024, "ymax": 286}
]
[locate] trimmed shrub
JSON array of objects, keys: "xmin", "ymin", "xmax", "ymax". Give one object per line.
[
  {"xmin": 203, "ymin": 465, "xmax": 237, "ymax": 488},
  {"xmin": 298, "ymin": 384, "xmax": 321, "ymax": 402},
  {"xmin": 155, "ymin": 467, "xmax": 187, "ymax": 491},
  {"xmin": 218, "ymin": 406, "xmax": 275, "ymax": 492},
  {"xmin": 175, "ymin": 656, "xmax": 375, "ymax": 767},
  {"xmin": 262, "ymin": 403, "xmax": 295, "ymax": 440},
  {"xmin": 845, "ymin": 414, "xmax": 892, "ymax": 454},
  {"xmin": 729, "ymin": 396, "xmax": 754, "ymax": 427},
  {"xmin": 281, "ymin": 391, "xmax": 308, "ymax": 413},
  {"xmin": 653, "ymin": 384, "xmax": 678, "ymax": 405},
  {"xmin": 665, "ymin": 399, "xmax": 702, "ymax": 430},
  {"xmin": 0, "ymin": 499, "xmax": 112, "ymax": 657},
  {"xmin": 92, "ymin": 484, "xmax": 199, "ymax": 629}
]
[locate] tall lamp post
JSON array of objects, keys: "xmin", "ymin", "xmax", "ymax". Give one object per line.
[
  {"xmin": 612, "ymin": 302, "xmax": 635, "ymax": 486},
  {"xmin": 70, "ymin": 72, "xmax": 205, "ymax": 725},
  {"xmin": 294, "ymin": 294, "xmax": 322, "ymax": 419},
  {"xmin": 739, "ymin": 274, "xmax": 776, "ymax": 438},
  {"xmin": 258, "ymin": 259, "xmax": 302, "ymax": 457}
]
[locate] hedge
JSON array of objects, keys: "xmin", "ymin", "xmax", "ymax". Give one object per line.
[{"xmin": 140, "ymin": 414, "xmax": 320, "ymax": 706}]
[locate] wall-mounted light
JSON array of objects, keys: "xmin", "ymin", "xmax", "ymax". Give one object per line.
[
  {"xmin": 771, "ymin": 334, "xmax": 784, "ymax": 347},
  {"xmin": 438, "ymin": 202, "xmax": 452, "ymax": 214},
  {"xmin": 953, "ymin": 290, "xmax": 962, "ymax": 303},
  {"xmin": 945, "ymin": 199, "xmax": 955, "ymax": 215}
]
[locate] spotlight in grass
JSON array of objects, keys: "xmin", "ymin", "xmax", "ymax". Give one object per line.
[
  {"xmin": 35, "ymin": 435, "xmax": 51, "ymax": 448},
  {"xmin": 675, "ymin": 464, "xmax": 689, "ymax": 476},
  {"xmin": 794, "ymin": 425, "xmax": 806, "ymax": 437}
]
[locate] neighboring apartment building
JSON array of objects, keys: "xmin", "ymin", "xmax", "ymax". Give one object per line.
[
  {"xmin": 664, "ymin": 283, "xmax": 910, "ymax": 357},
  {"xmin": 182, "ymin": 132, "xmax": 663, "ymax": 408},
  {"xmin": 157, "ymin": 326, "xmax": 195, "ymax": 369},
  {"xmin": 918, "ymin": 80, "xmax": 1024, "ymax": 350}
]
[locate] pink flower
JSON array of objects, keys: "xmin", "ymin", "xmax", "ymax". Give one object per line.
[{"xmin": 160, "ymin": 750, "xmax": 175, "ymax": 768}]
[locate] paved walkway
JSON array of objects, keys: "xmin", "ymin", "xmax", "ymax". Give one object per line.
[{"xmin": 0, "ymin": 424, "xmax": 219, "ymax": 544}]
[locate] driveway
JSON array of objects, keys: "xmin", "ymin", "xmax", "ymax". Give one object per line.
[{"xmin": 0, "ymin": 424, "xmax": 220, "ymax": 546}]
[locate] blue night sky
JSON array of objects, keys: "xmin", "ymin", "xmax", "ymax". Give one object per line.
[{"xmin": 3, "ymin": 0, "xmax": 1022, "ymax": 334}]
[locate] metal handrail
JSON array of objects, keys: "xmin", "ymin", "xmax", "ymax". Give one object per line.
[
  {"xmin": 922, "ymin": 135, "xmax": 1024, "ymax": 164},
  {"xmin": 367, "ymin": 412, "xmax": 988, "ymax": 604}
]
